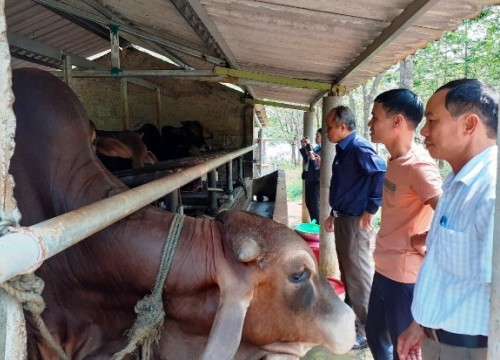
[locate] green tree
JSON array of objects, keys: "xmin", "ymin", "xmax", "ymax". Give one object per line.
[
  {"xmin": 413, "ymin": 6, "xmax": 499, "ymax": 100},
  {"xmin": 266, "ymin": 107, "xmax": 304, "ymax": 164}
]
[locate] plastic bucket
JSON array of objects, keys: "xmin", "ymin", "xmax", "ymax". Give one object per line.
[
  {"xmin": 294, "ymin": 221, "xmax": 320, "ymax": 242},
  {"xmin": 327, "ymin": 278, "xmax": 346, "ymax": 301},
  {"xmin": 306, "ymin": 240, "xmax": 320, "ymax": 263}
]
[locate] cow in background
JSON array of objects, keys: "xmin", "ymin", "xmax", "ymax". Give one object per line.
[
  {"xmin": 11, "ymin": 68, "xmax": 355, "ymax": 359},
  {"xmin": 90, "ymin": 121, "xmax": 158, "ymax": 172},
  {"xmin": 138, "ymin": 120, "xmax": 214, "ymax": 161}
]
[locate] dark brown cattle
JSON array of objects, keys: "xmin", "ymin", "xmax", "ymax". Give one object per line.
[
  {"xmin": 139, "ymin": 120, "xmax": 214, "ymax": 161},
  {"xmin": 10, "ymin": 68, "xmax": 355, "ymax": 359}
]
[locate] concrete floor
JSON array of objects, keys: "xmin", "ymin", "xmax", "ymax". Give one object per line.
[{"xmin": 304, "ymin": 346, "xmax": 373, "ymax": 360}]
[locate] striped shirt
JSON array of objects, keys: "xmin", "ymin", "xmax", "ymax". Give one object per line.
[{"xmin": 412, "ymin": 145, "xmax": 496, "ymax": 336}]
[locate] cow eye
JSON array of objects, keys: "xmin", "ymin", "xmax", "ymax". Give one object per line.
[{"xmin": 290, "ymin": 270, "xmax": 309, "ymax": 283}]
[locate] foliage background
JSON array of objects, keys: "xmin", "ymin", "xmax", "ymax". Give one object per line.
[{"xmin": 263, "ymin": 6, "xmax": 498, "ymax": 197}]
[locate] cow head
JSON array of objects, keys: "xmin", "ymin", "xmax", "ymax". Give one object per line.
[
  {"xmin": 180, "ymin": 120, "xmax": 214, "ymax": 154},
  {"xmin": 204, "ymin": 211, "xmax": 356, "ymax": 359}
]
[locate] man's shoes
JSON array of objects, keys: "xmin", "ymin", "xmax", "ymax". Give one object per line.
[{"xmin": 352, "ymin": 335, "xmax": 368, "ymax": 350}]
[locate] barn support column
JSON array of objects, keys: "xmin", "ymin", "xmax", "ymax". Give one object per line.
[
  {"xmin": 302, "ymin": 111, "xmax": 315, "ymax": 223},
  {"xmin": 489, "ymin": 136, "xmax": 500, "ymax": 358},
  {"xmin": 0, "ymin": 1, "xmax": 26, "ymax": 357},
  {"xmin": 208, "ymin": 170, "xmax": 218, "ymax": 212},
  {"xmin": 121, "ymin": 78, "xmax": 129, "ymax": 129},
  {"xmin": 238, "ymin": 156, "xmax": 244, "ymax": 180},
  {"xmin": 156, "ymin": 89, "xmax": 162, "ymax": 129},
  {"xmin": 109, "ymin": 24, "xmax": 120, "ymax": 71},
  {"xmin": 62, "ymin": 54, "xmax": 72, "ymax": 87},
  {"xmin": 319, "ymin": 95, "xmax": 342, "ymax": 279},
  {"xmin": 166, "ymin": 190, "xmax": 179, "ymax": 213},
  {"xmin": 257, "ymin": 128, "xmax": 264, "ymax": 176},
  {"xmin": 226, "ymin": 161, "xmax": 234, "ymax": 202},
  {"xmin": 109, "ymin": 24, "xmax": 130, "ymax": 129}
]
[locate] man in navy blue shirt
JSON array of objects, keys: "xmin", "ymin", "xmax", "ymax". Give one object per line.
[
  {"xmin": 299, "ymin": 128, "xmax": 322, "ymax": 222},
  {"xmin": 324, "ymin": 105, "xmax": 386, "ymax": 349}
]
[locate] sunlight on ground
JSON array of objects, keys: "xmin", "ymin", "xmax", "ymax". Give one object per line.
[{"xmin": 303, "ymin": 346, "xmax": 374, "ymax": 360}]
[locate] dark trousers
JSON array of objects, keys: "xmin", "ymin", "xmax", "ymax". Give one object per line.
[
  {"xmin": 366, "ymin": 272, "xmax": 415, "ymax": 360},
  {"xmin": 334, "ymin": 216, "xmax": 372, "ymax": 337},
  {"xmin": 304, "ymin": 181, "xmax": 320, "ymax": 222}
]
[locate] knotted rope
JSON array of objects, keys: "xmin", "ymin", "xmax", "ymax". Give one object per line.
[
  {"xmin": 112, "ymin": 213, "xmax": 185, "ymax": 360},
  {"xmin": 1, "ymin": 273, "xmax": 69, "ymax": 360}
]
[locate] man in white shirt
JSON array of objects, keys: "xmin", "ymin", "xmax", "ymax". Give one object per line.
[{"xmin": 397, "ymin": 79, "xmax": 499, "ymax": 360}]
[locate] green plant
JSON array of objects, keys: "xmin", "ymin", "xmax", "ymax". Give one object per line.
[
  {"xmin": 287, "ymin": 181, "xmax": 302, "ymax": 201},
  {"xmin": 281, "ymin": 162, "xmax": 303, "ymax": 200}
]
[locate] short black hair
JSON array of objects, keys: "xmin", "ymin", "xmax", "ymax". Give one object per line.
[
  {"xmin": 317, "ymin": 128, "xmax": 322, "ymax": 133},
  {"xmin": 374, "ymin": 88, "xmax": 424, "ymax": 129},
  {"xmin": 331, "ymin": 106, "xmax": 356, "ymax": 131},
  {"xmin": 436, "ymin": 79, "xmax": 498, "ymax": 138}
]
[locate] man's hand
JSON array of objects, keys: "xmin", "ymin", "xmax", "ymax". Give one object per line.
[
  {"xmin": 410, "ymin": 232, "xmax": 427, "ymax": 256},
  {"xmin": 324, "ymin": 216, "xmax": 334, "ymax": 232},
  {"xmin": 359, "ymin": 211, "xmax": 374, "ymax": 232},
  {"xmin": 397, "ymin": 321, "xmax": 424, "ymax": 360},
  {"xmin": 314, "ymin": 154, "xmax": 321, "ymax": 166}
]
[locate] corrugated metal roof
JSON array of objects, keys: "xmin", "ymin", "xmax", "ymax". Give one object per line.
[{"xmin": 5, "ymin": 0, "xmax": 498, "ymax": 106}]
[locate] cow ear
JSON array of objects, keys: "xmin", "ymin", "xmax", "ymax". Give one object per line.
[{"xmin": 232, "ymin": 234, "xmax": 261, "ymax": 263}]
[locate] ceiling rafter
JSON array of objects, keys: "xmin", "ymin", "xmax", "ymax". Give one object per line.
[
  {"xmin": 81, "ymin": 0, "xmax": 190, "ymax": 69},
  {"xmin": 168, "ymin": 0, "xmax": 225, "ymax": 60},
  {"xmin": 180, "ymin": 0, "xmax": 258, "ymax": 100},
  {"xmin": 33, "ymin": 0, "xmax": 227, "ymax": 66},
  {"xmin": 8, "ymin": 32, "xmax": 178, "ymax": 96}
]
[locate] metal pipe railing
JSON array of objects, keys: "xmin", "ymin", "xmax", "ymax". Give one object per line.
[{"xmin": 0, "ymin": 145, "xmax": 256, "ymax": 284}]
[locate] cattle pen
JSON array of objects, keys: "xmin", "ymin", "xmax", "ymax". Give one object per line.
[{"xmin": 1, "ymin": 0, "xmax": 500, "ymax": 359}]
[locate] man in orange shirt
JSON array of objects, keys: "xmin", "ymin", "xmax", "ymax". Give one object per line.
[{"xmin": 366, "ymin": 89, "xmax": 442, "ymax": 360}]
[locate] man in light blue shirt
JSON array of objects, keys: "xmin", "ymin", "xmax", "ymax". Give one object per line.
[{"xmin": 397, "ymin": 79, "xmax": 499, "ymax": 360}]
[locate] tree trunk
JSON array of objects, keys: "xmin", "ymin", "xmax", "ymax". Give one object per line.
[
  {"xmin": 291, "ymin": 143, "xmax": 297, "ymax": 164},
  {"xmin": 349, "ymin": 92, "xmax": 357, "ymax": 119},
  {"xmin": 361, "ymin": 74, "xmax": 383, "ymax": 139},
  {"xmin": 399, "ymin": 55, "xmax": 414, "ymax": 89}
]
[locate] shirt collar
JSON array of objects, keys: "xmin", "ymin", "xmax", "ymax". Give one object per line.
[
  {"xmin": 337, "ymin": 131, "xmax": 357, "ymax": 151},
  {"xmin": 444, "ymin": 145, "xmax": 497, "ymax": 188}
]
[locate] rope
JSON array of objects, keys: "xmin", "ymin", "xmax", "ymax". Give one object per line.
[
  {"xmin": 1, "ymin": 273, "xmax": 69, "ymax": 360},
  {"xmin": 112, "ymin": 213, "xmax": 185, "ymax": 360}
]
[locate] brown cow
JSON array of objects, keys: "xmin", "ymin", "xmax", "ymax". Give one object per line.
[
  {"xmin": 90, "ymin": 121, "xmax": 158, "ymax": 172},
  {"xmin": 10, "ymin": 68, "xmax": 355, "ymax": 359}
]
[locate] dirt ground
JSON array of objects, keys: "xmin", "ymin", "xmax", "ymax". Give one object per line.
[{"xmin": 288, "ymin": 200, "xmax": 374, "ymax": 360}]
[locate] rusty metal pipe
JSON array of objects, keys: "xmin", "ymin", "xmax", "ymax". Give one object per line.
[{"xmin": 0, "ymin": 146, "xmax": 256, "ymax": 284}]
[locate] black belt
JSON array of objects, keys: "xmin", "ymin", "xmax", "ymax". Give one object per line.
[
  {"xmin": 423, "ymin": 327, "xmax": 488, "ymax": 348},
  {"xmin": 330, "ymin": 210, "xmax": 353, "ymax": 218}
]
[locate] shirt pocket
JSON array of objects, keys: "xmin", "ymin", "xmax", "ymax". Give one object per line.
[{"xmin": 433, "ymin": 224, "xmax": 481, "ymax": 280}]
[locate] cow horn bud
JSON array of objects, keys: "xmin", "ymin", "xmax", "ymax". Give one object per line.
[{"xmin": 233, "ymin": 235, "xmax": 261, "ymax": 263}]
